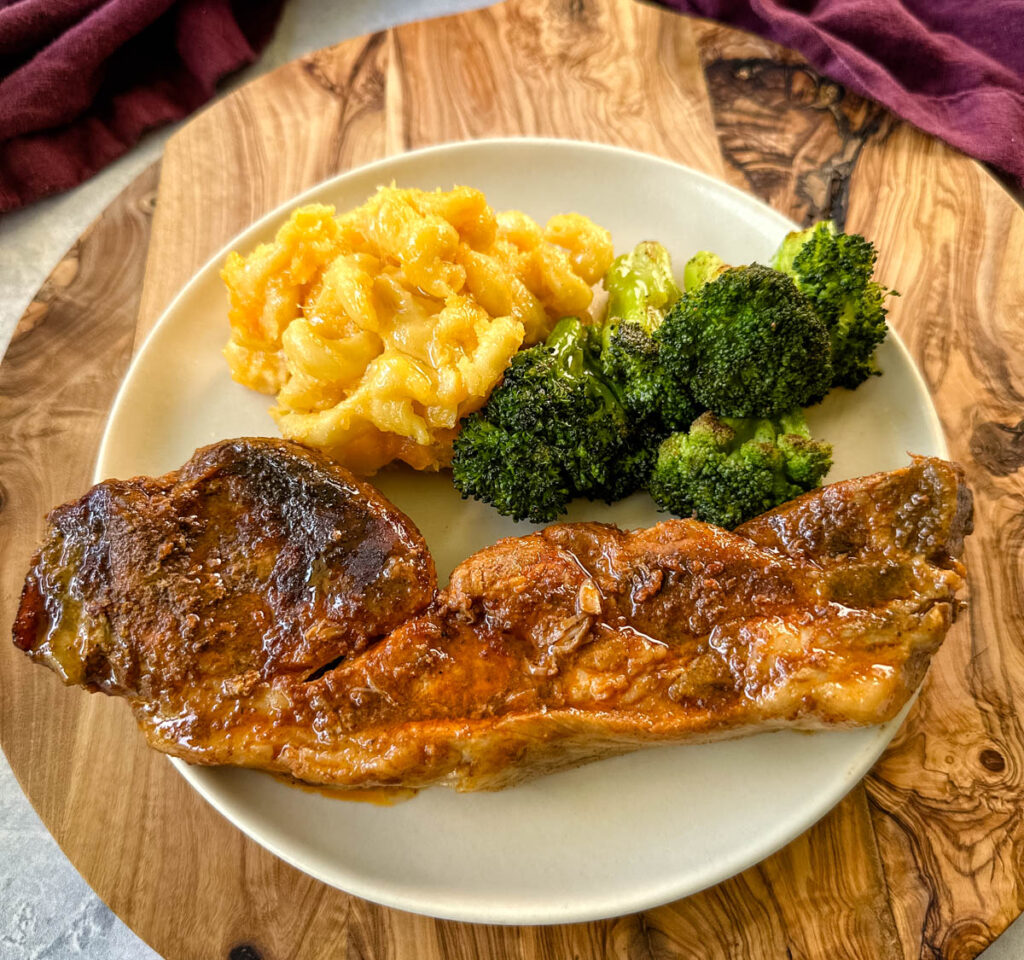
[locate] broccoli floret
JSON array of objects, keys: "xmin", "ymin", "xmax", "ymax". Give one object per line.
[
  {"xmin": 656, "ymin": 264, "xmax": 833, "ymax": 418},
  {"xmin": 775, "ymin": 409, "xmax": 833, "ymax": 488},
  {"xmin": 600, "ymin": 323, "xmax": 701, "ymax": 431},
  {"xmin": 452, "ymin": 316, "xmax": 643, "ymax": 521},
  {"xmin": 772, "ymin": 221, "xmax": 895, "ymax": 389},
  {"xmin": 450, "ymin": 415, "xmax": 571, "ymax": 522},
  {"xmin": 648, "ymin": 410, "xmax": 833, "ymax": 528},
  {"xmin": 493, "ymin": 317, "xmax": 633, "ymax": 500},
  {"xmin": 598, "ymin": 242, "xmax": 699, "ymax": 430},
  {"xmin": 600, "ymin": 426, "xmax": 664, "ymax": 502}
]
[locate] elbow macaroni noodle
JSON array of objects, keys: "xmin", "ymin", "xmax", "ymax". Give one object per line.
[{"xmin": 222, "ymin": 186, "xmax": 613, "ymax": 474}]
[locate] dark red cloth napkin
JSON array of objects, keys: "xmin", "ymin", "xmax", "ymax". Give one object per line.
[
  {"xmin": 0, "ymin": 0, "xmax": 285, "ymax": 213},
  {"xmin": 654, "ymin": 0, "xmax": 1024, "ymax": 184}
]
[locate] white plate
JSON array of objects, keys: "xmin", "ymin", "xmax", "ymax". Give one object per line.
[{"xmin": 96, "ymin": 138, "xmax": 946, "ymax": 925}]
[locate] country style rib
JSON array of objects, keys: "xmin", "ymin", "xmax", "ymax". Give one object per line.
[{"xmin": 13, "ymin": 441, "xmax": 971, "ymax": 791}]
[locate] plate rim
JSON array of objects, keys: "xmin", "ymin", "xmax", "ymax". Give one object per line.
[{"xmin": 94, "ymin": 135, "xmax": 948, "ymax": 924}]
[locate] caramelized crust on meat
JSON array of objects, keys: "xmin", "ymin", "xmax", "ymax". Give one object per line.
[
  {"xmin": 13, "ymin": 446, "xmax": 970, "ymax": 791},
  {"xmin": 13, "ymin": 439, "xmax": 435, "ymax": 727}
]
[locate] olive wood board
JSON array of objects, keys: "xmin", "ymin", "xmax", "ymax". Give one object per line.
[{"xmin": 2, "ymin": 0, "xmax": 1023, "ymax": 958}]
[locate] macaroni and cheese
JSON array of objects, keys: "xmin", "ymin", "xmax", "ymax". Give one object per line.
[{"xmin": 222, "ymin": 186, "xmax": 613, "ymax": 474}]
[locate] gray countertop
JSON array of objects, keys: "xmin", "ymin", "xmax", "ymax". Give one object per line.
[{"xmin": 1, "ymin": 2, "xmax": 1021, "ymax": 957}]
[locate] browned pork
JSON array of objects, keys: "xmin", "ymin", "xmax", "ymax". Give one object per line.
[{"xmin": 13, "ymin": 442, "xmax": 970, "ymax": 791}]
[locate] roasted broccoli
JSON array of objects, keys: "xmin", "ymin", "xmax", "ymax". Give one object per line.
[
  {"xmin": 452, "ymin": 316, "xmax": 640, "ymax": 522},
  {"xmin": 597, "ymin": 241, "xmax": 699, "ymax": 430},
  {"xmin": 449, "ymin": 416, "xmax": 571, "ymax": 522},
  {"xmin": 682, "ymin": 250, "xmax": 727, "ymax": 291},
  {"xmin": 604, "ymin": 240, "xmax": 681, "ymax": 332},
  {"xmin": 452, "ymin": 230, "xmax": 862, "ymax": 524},
  {"xmin": 600, "ymin": 430, "xmax": 664, "ymax": 503},
  {"xmin": 648, "ymin": 409, "xmax": 832, "ymax": 528},
  {"xmin": 772, "ymin": 221, "xmax": 895, "ymax": 389},
  {"xmin": 656, "ymin": 262, "xmax": 833, "ymax": 418}
]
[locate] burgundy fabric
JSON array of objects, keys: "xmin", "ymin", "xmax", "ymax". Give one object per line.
[
  {"xmin": 655, "ymin": 0, "xmax": 1024, "ymax": 184},
  {"xmin": 0, "ymin": 0, "xmax": 285, "ymax": 212}
]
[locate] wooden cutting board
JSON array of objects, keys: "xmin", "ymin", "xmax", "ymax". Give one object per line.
[{"xmin": 2, "ymin": 1, "xmax": 1023, "ymax": 957}]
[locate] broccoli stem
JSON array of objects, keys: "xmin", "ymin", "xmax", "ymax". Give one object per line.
[
  {"xmin": 603, "ymin": 241, "xmax": 681, "ymax": 337},
  {"xmin": 683, "ymin": 251, "xmax": 727, "ymax": 292},
  {"xmin": 546, "ymin": 316, "xmax": 587, "ymax": 376}
]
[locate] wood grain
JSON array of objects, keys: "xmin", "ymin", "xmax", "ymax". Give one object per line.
[
  {"xmin": 1, "ymin": 1, "xmax": 1023, "ymax": 958},
  {"xmin": 850, "ymin": 124, "xmax": 1024, "ymax": 958}
]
